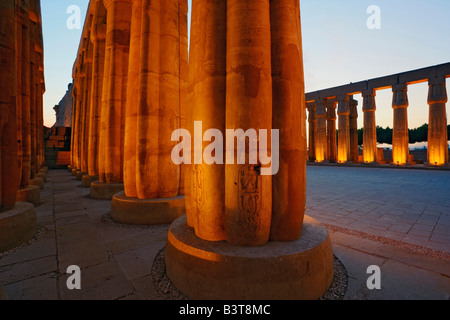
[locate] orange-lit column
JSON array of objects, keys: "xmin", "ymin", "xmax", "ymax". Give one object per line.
[
  {"xmin": 427, "ymin": 76, "xmax": 448, "ymax": 166},
  {"xmin": 86, "ymin": 0, "xmax": 107, "ymax": 184},
  {"xmin": 122, "ymin": 0, "xmax": 142, "ymax": 198},
  {"xmin": 225, "ymin": 0, "xmax": 273, "ymax": 246},
  {"xmin": 100, "ymin": 0, "xmax": 131, "ymax": 184},
  {"xmin": 362, "ymin": 90, "xmax": 378, "ymax": 163},
  {"xmin": 315, "ymin": 100, "xmax": 327, "ymax": 162},
  {"xmin": 0, "ymin": 0, "xmax": 18, "ymax": 211},
  {"xmin": 187, "ymin": 0, "xmax": 227, "ymax": 240},
  {"xmin": 337, "ymin": 94, "xmax": 350, "ymax": 163},
  {"xmin": 326, "ymin": 100, "xmax": 337, "ymax": 162},
  {"xmin": 307, "ymin": 102, "xmax": 316, "ymax": 161},
  {"xmin": 392, "ymin": 84, "xmax": 409, "ymax": 165},
  {"xmin": 270, "ymin": 0, "xmax": 306, "ymax": 241},
  {"xmin": 349, "ymin": 96, "xmax": 359, "ymax": 163}
]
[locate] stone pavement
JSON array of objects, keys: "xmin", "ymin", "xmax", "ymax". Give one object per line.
[{"xmin": 0, "ymin": 167, "xmax": 449, "ymax": 300}]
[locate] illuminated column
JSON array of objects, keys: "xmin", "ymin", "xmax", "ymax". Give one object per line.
[
  {"xmin": 187, "ymin": 0, "xmax": 227, "ymax": 239},
  {"xmin": 80, "ymin": 41, "xmax": 93, "ymax": 179},
  {"xmin": 0, "ymin": 0, "xmax": 37, "ymax": 252},
  {"xmin": 85, "ymin": 0, "xmax": 107, "ymax": 186},
  {"xmin": 315, "ymin": 100, "xmax": 327, "ymax": 162},
  {"xmin": 362, "ymin": 90, "xmax": 377, "ymax": 163},
  {"xmin": 270, "ymin": 0, "xmax": 307, "ymax": 241},
  {"xmin": 225, "ymin": 0, "xmax": 273, "ymax": 246},
  {"xmin": 0, "ymin": 0, "xmax": 19, "ymax": 211},
  {"xmin": 307, "ymin": 102, "xmax": 316, "ymax": 161},
  {"xmin": 90, "ymin": 0, "xmax": 131, "ymax": 199},
  {"xmin": 392, "ymin": 84, "xmax": 409, "ymax": 165},
  {"xmin": 326, "ymin": 100, "xmax": 337, "ymax": 162},
  {"xmin": 110, "ymin": 0, "xmax": 187, "ymax": 225},
  {"xmin": 427, "ymin": 76, "xmax": 448, "ymax": 166},
  {"xmin": 349, "ymin": 96, "xmax": 359, "ymax": 163},
  {"xmin": 337, "ymin": 94, "xmax": 350, "ymax": 163}
]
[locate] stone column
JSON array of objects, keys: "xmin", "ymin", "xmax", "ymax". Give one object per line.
[
  {"xmin": 270, "ymin": 0, "xmax": 307, "ymax": 241},
  {"xmin": 307, "ymin": 102, "xmax": 316, "ymax": 161},
  {"xmin": 111, "ymin": 0, "xmax": 187, "ymax": 225},
  {"xmin": 91, "ymin": 0, "xmax": 131, "ymax": 199},
  {"xmin": 225, "ymin": 0, "xmax": 273, "ymax": 246},
  {"xmin": 1, "ymin": 0, "xmax": 19, "ymax": 211},
  {"xmin": 0, "ymin": 0, "xmax": 37, "ymax": 252},
  {"xmin": 392, "ymin": 84, "xmax": 409, "ymax": 165},
  {"xmin": 326, "ymin": 100, "xmax": 337, "ymax": 162},
  {"xmin": 85, "ymin": 0, "xmax": 107, "ymax": 186},
  {"xmin": 80, "ymin": 39, "xmax": 93, "ymax": 179},
  {"xmin": 427, "ymin": 76, "xmax": 448, "ymax": 166},
  {"xmin": 186, "ymin": 0, "xmax": 227, "ymax": 240},
  {"xmin": 315, "ymin": 100, "xmax": 327, "ymax": 162},
  {"xmin": 337, "ymin": 94, "xmax": 350, "ymax": 163},
  {"xmin": 362, "ymin": 90, "xmax": 377, "ymax": 163},
  {"xmin": 349, "ymin": 96, "xmax": 359, "ymax": 163}
]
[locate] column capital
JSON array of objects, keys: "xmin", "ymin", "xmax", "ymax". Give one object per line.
[
  {"xmin": 337, "ymin": 95, "xmax": 350, "ymax": 115},
  {"xmin": 392, "ymin": 83, "xmax": 408, "ymax": 109},
  {"xmin": 362, "ymin": 89, "xmax": 376, "ymax": 98},
  {"xmin": 428, "ymin": 77, "xmax": 448, "ymax": 105},
  {"xmin": 363, "ymin": 90, "xmax": 376, "ymax": 112},
  {"xmin": 307, "ymin": 102, "xmax": 316, "ymax": 122}
]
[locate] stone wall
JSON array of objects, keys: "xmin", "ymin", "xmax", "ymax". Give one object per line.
[{"xmin": 53, "ymin": 83, "xmax": 73, "ymax": 128}]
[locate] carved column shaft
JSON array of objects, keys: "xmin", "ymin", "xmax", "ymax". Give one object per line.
[
  {"xmin": 0, "ymin": 0, "xmax": 18, "ymax": 211},
  {"xmin": 307, "ymin": 102, "xmax": 316, "ymax": 161},
  {"xmin": 315, "ymin": 101, "xmax": 327, "ymax": 162},
  {"xmin": 187, "ymin": 0, "xmax": 227, "ymax": 240},
  {"xmin": 337, "ymin": 95, "xmax": 350, "ymax": 163},
  {"xmin": 88, "ymin": 0, "xmax": 106, "ymax": 177},
  {"xmin": 326, "ymin": 101, "xmax": 337, "ymax": 162},
  {"xmin": 392, "ymin": 84, "xmax": 409, "ymax": 165},
  {"xmin": 427, "ymin": 77, "xmax": 448, "ymax": 165},
  {"xmin": 349, "ymin": 96, "xmax": 359, "ymax": 163},
  {"xmin": 362, "ymin": 90, "xmax": 377, "ymax": 163}
]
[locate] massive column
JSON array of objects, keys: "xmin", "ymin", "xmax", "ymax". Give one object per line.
[
  {"xmin": 1, "ymin": 0, "xmax": 37, "ymax": 252},
  {"xmin": 307, "ymin": 102, "xmax": 316, "ymax": 161},
  {"xmin": 186, "ymin": 0, "xmax": 227, "ymax": 240},
  {"xmin": 349, "ymin": 96, "xmax": 359, "ymax": 163},
  {"xmin": 362, "ymin": 90, "xmax": 378, "ymax": 163},
  {"xmin": 166, "ymin": 0, "xmax": 333, "ymax": 300},
  {"xmin": 326, "ymin": 99, "xmax": 337, "ymax": 162},
  {"xmin": 90, "ymin": 0, "xmax": 131, "ymax": 199},
  {"xmin": 337, "ymin": 94, "xmax": 350, "ymax": 163},
  {"xmin": 315, "ymin": 100, "xmax": 327, "ymax": 162},
  {"xmin": 110, "ymin": 0, "xmax": 187, "ymax": 224},
  {"xmin": 84, "ymin": 0, "xmax": 107, "ymax": 186},
  {"xmin": 427, "ymin": 76, "xmax": 448, "ymax": 166},
  {"xmin": 392, "ymin": 84, "xmax": 409, "ymax": 165}
]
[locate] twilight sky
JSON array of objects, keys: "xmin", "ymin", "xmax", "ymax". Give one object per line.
[{"xmin": 41, "ymin": 0, "xmax": 450, "ymax": 130}]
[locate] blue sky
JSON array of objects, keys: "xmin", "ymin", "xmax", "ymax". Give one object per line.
[{"xmin": 41, "ymin": 0, "xmax": 450, "ymax": 130}]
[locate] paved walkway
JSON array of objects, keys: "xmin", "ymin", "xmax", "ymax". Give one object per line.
[{"xmin": 0, "ymin": 167, "xmax": 449, "ymax": 300}]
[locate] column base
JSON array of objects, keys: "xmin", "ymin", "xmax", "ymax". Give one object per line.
[
  {"xmin": 16, "ymin": 185, "xmax": 41, "ymax": 206},
  {"xmin": 35, "ymin": 172, "xmax": 47, "ymax": 183},
  {"xmin": 67, "ymin": 165, "xmax": 73, "ymax": 173},
  {"xmin": 39, "ymin": 166, "xmax": 48, "ymax": 174},
  {"xmin": 29, "ymin": 177, "xmax": 45, "ymax": 190},
  {"xmin": 75, "ymin": 171, "xmax": 88, "ymax": 181},
  {"xmin": 0, "ymin": 202, "xmax": 37, "ymax": 252},
  {"xmin": 90, "ymin": 181, "xmax": 124, "ymax": 200},
  {"xmin": 165, "ymin": 215, "xmax": 334, "ymax": 300},
  {"xmin": 111, "ymin": 191, "xmax": 185, "ymax": 226},
  {"xmin": 81, "ymin": 175, "xmax": 99, "ymax": 188},
  {"xmin": 71, "ymin": 168, "xmax": 78, "ymax": 176}
]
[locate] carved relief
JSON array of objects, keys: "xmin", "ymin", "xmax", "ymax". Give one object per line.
[
  {"xmin": 192, "ymin": 164, "xmax": 204, "ymax": 209},
  {"xmin": 238, "ymin": 164, "xmax": 261, "ymax": 217}
]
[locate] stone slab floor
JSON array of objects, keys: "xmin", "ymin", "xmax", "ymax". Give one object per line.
[{"xmin": 0, "ymin": 167, "xmax": 449, "ymax": 300}]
